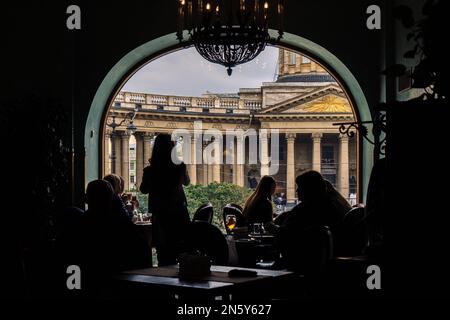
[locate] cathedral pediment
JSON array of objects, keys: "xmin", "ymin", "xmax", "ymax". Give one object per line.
[
  {"xmin": 282, "ymin": 94, "xmax": 352, "ymax": 113},
  {"xmin": 259, "ymin": 85, "xmax": 351, "ymax": 114}
]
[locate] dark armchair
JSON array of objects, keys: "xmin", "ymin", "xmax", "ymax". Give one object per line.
[{"xmin": 192, "ymin": 203, "xmax": 214, "ymax": 224}]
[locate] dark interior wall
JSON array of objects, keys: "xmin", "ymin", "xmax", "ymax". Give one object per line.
[
  {"xmin": 1, "ymin": 1, "xmax": 384, "ymax": 295},
  {"xmin": 3, "ymin": 0, "xmax": 383, "ymax": 205}
]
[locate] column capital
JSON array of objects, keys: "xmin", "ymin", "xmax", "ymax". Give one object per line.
[
  {"xmin": 120, "ymin": 132, "xmax": 131, "ymax": 139},
  {"xmin": 105, "ymin": 129, "xmax": 113, "ymax": 137},
  {"xmin": 133, "ymin": 131, "xmax": 144, "ymax": 138},
  {"xmin": 260, "ymin": 131, "xmax": 270, "ymax": 140},
  {"xmin": 286, "ymin": 132, "xmax": 296, "ymax": 141},
  {"xmin": 339, "ymin": 133, "xmax": 350, "ymax": 142},
  {"xmin": 143, "ymin": 132, "xmax": 155, "ymax": 140},
  {"xmin": 311, "ymin": 132, "xmax": 323, "ymax": 140}
]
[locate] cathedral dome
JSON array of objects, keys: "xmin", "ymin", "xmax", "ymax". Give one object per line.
[{"xmin": 276, "ymin": 49, "xmax": 335, "ymax": 83}]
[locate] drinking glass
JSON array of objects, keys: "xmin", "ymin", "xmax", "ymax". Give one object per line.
[
  {"xmin": 225, "ymin": 214, "xmax": 236, "ymax": 234},
  {"xmin": 252, "ymin": 223, "xmax": 263, "ymax": 236}
]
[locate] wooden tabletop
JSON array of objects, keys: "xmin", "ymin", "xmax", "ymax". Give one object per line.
[{"xmin": 113, "ymin": 265, "xmax": 295, "ymax": 297}]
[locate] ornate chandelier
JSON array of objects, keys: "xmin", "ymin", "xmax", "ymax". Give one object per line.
[{"xmin": 177, "ymin": 0, "xmax": 285, "ymax": 76}]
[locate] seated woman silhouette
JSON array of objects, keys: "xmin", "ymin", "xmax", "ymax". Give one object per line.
[
  {"xmin": 242, "ymin": 175, "xmax": 276, "ymax": 225},
  {"xmin": 82, "ymin": 180, "xmax": 151, "ymax": 289},
  {"xmin": 324, "ymin": 179, "xmax": 351, "ymax": 219},
  {"xmin": 267, "ymin": 171, "xmax": 343, "ymax": 270},
  {"xmin": 140, "ymin": 134, "xmax": 191, "ymax": 266},
  {"xmin": 104, "ymin": 173, "xmax": 133, "ymax": 221}
]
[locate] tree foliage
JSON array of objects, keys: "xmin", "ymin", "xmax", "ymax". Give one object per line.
[
  {"xmin": 135, "ymin": 183, "xmax": 253, "ymax": 233},
  {"xmin": 184, "ymin": 182, "xmax": 253, "ymax": 232}
]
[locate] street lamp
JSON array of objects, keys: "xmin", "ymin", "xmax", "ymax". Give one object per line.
[{"xmin": 106, "ymin": 108, "xmax": 138, "ymax": 173}]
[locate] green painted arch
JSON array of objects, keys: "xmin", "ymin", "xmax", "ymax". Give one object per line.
[{"xmin": 85, "ymin": 30, "xmax": 373, "ymax": 201}]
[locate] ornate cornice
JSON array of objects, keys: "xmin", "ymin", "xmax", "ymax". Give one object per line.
[{"xmin": 286, "ymin": 133, "xmax": 296, "ymax": 141}]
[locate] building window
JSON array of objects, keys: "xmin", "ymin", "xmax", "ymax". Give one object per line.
[
  {"xmin": 130, "ymin": 162, "xmax": 135, "ymax": 171},
  {"xmin": 202, "ymin": 108, "xmax": 210, "ymax": 113},
  {"xmin": 302, "ymin": 56, "xmax": 311, "ymax": 64},
  {"xmin": 321, "ymin": 145, "xmax": 335, "ymax": 164},
  {"xmin": 279, "ymin": 139, "xmax": 286, "ymax": 161},
  {"xmin": 180, "ymin": 106, "xmax": 187, "ymax": 112},
  {"xmin": 349, "ymin": 175, "xmax": 357, "ymax": 194},
  {"xmin": 130, "ymin": 175, "xmax": 135, "ymax": 184},
  {"xmin": 135, "ymin": 103, "xmax": 142, "ymax": 110},
  {"xmin": 114, "ymin": 102, "xmax": 121, "ymax": 108},
  {"xmin": 290, "ymin": 52, "xmax": 296, "ymax": 65},
  {"xmin": 226, "ymin": 109, "xmax": 233, "ymax": 114},
  {"xmin": 157, "ymin": 105, "xmax": 164, "ymax": 111}
]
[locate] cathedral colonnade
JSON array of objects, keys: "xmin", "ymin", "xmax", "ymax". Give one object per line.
[{"xmin": 104, "ymin": 128, "xmax": 353, "ymax": 202}]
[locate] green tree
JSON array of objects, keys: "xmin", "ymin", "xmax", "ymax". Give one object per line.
[
  {"xmin": 185, "ymin": 182, "xmax": 252, "ymax": 233},
  {"xmin": 134, "ymin": 183, "xmax": 252, "ymax": 233}
]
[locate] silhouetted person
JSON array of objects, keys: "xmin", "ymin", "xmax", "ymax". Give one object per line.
[
  {"xmin": 267, "ymin": 171, "xmax": 343, "ymax": 271},
  {"xmin": 104, "ymin": 173, "xmax": 132, "ymax": 221},
  {"xmin": 82, "ymin": 180, "xmax": 152, "ymax": 294},
  {"xmin": 140, "ymin": 134, "xmax": 191, "ymax": 266},
  {"xmin": 365, "ymin": 157, "xmax": 386, "ymax": 248},
  {"xmin": 242, "ymin": 176, "xmax": 276, "ymax": 225},
  {"xmin": 248, "ymin": 176, "xmax": 258, "ymax": 189},
  {"xmin": 324, "ymin": 180, "xmax": 351, "ymax": 219},
  {"xmin": 119, "ymin": 175, "xmax": 125, "ymax": 195}
]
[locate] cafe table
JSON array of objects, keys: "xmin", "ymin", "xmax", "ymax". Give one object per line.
[
  {"xmin": 134, "ymin": 221, "xmax": 152, "ymax": 249},
  {"xmin": 112, "ymin": 265, "xmax": 295, "ymax": 301}
]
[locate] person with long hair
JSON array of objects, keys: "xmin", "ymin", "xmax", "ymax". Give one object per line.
[
  {"xmin": 140, "ymin": 133, "xmax": 191, "ymax": 266},
  {"xmin": 324, "ymin": 179, "xmax": 351, "ymax": 219},
  {"xmin": 242, "ymin": 175, "xmax": 276, "ymax": 225},
  {"xmin": 104, "ymin": 173, "xmax": 133, "ymax": 221}
]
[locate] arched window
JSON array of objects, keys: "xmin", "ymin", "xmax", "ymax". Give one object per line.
[{"xmin": 290, "ymin": 52, "xmax": 296, "ymax": 65}]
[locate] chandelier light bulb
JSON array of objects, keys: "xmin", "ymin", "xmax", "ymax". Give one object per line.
[{"xmin": 177, "ymin": 0, "xmax": 284, "ymax": 75}]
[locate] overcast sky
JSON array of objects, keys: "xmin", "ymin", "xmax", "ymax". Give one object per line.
[{"xmin": 122, "ymin": 46, "xmax": 279, "ymax": 96}]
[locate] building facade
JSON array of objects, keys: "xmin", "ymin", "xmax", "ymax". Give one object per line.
[{"xmin": 104, "ymin": 50, "xmax": 357, "ymax": 202}]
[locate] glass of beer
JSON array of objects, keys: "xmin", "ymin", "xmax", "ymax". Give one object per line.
[{"xmin": 225, "ymin": 214, "xmax": 236, "ymax": 234}]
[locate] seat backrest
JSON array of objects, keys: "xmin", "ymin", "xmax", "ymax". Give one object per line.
[
  {"xmin": 186, "ymin": 221, "xmax": 229, "ymax": 265},
  {"xmin": 283, "ymin": 225, "xmax": 333, "ymax": 275},
  {"xmin": 336, "ymin": 207, "xmax": 368, "ymax": 256},
  {"xmin": 192, "ymin": 203, "xmax": 214, "ymax": 224},
  {"xmin": 222, "ymin": 204, "xmax": 247, "ymax": 234},
  {"xmin": 343, "ymin": 207, "xmax": 366, "ymax": 227},
  {"xmin": 228, "ymin": 203, "xmax": 243, "ymax": 212}
]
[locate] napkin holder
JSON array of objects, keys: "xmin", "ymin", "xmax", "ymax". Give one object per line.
[{"xmin": 178, "ymin": 253, "xmax": 211, "ymax": 279}]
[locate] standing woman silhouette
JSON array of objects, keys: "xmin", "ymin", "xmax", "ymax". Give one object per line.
[{"xmin": 140, "ymin": 134, "xmax": 191, "ymax": 266}]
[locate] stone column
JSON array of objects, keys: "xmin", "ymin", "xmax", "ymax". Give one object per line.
[
  {"xmin": 338, "ymin": 134, "xmax": 350, "ymax": 198},
  {"xmin": 207, "ymin": 163, "xmax": 214, "ymax": 184},
  {"xmin": 232, "ymin": 137, "xmax": 238, "ymax": 185},
  {"xmin": 212, "ymin": 137, "xmax": 221, "ymax": 183},
  {"xmin": 202, "ymin": 141, "xmax": 209, "ymax": 185},
  {"xmin": 189, "ymin": 137, "xmax": 197, "ymax": 185},
  {"xmin": 236, "ymin": 136, "xmax": 245, "ymax": 187},
  {"xmin": 135, "ymin": 132, "xmax": 144, "ymax": 188},
  {"xmin": 143, "ymin": 133, "xmax": 153, "ymax": 168},
  {"xmin": 104, "ymin": 130, "xmax": 111, "ymax": 175},
  {"xmin": 121, "ymin": 132, "xmax": 130, "ymax": 191},
  {"xmin": 312, "ymin": 132, "xmax": 323, "ymax": 172},
  {"xmin": 260, "ymin": 131, "xmax": 269, "ymax": 177},
  {"xmin": 112, "ymin": 132, "xmax": 122, "ymax": 177},
  {"xmin": 286, "ymin": 133, "xmax": 296, "ymax": 202}
]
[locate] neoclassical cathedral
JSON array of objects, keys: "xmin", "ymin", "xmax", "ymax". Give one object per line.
[{"xmin": 104, "ymin": 49, "xmax": 357, "ymax": 203}]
